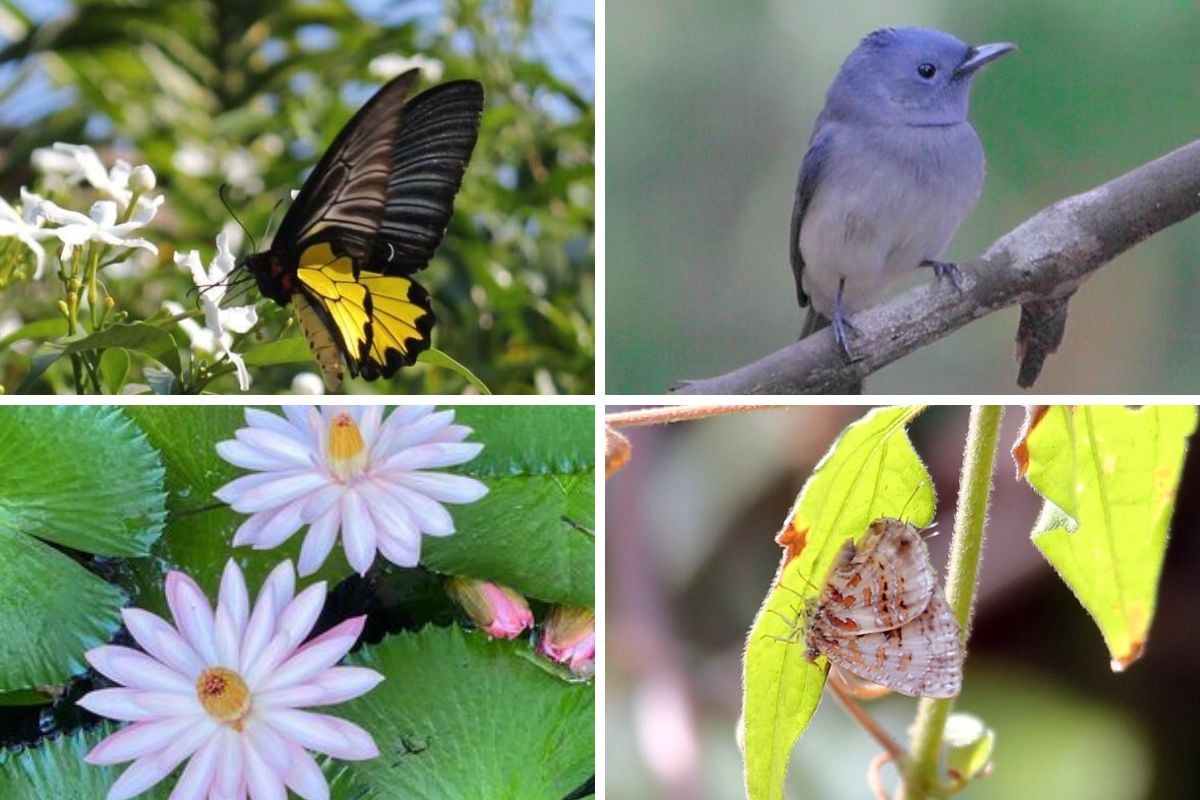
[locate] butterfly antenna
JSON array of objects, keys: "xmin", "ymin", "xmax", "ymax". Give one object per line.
[
  {"xmin": 264, "ymin": 195, "xmax": 288, "ymax": 242},
  {"xmin": 219, "ymin": 183, "xmax": 257, "ymax": 253}
]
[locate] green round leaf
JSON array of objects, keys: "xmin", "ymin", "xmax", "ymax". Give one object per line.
[
  {"xmin": 0, "ymin": 406, "xmax": 166, "ymax": 693},
  {"xmin": 0, "ymin": 406, "xmax": 166, "ymax": 555},
  {"xmin": 341, "ymin": 625, "xmax": 594, "ymax": 799},
  {"xmin": 426, "ymin": 406, "xmax": 595, "ymax": 607}
]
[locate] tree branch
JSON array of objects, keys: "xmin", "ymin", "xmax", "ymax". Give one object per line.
[{"xmin": 673, "ymin": 138, "xmax": 1200, "ymax": 395}]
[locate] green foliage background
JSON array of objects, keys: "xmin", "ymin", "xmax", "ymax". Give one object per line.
[{"xmin": 0, "ymin": 0, "xmax": 595, "ymax": 394}]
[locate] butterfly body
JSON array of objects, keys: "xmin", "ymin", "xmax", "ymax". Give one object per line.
[{"xmin": 238, "ymin": 69, "xmax": 483, "ymax": 389}]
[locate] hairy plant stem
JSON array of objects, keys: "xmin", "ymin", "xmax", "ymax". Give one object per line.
[{"xmin": 901, "ymin": 406, "xmax": 1002, "ymax": 799}]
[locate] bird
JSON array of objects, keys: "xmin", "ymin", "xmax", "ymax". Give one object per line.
[{"xmin": 790, "ymin": 27, "xmax": 1015, "ymax": 361}]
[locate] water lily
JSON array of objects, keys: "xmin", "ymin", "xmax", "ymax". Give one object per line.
[
  {"xmin": 214, "ymin": 406, "xmax": 489, "ymax": 576},
  {"xmin": 77, "ymin": 559, "xmax": 382, "ymax": 800}
]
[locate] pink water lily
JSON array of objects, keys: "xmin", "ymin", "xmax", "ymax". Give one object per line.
[
  {"xmin": 214, "ymin": 406, "xmax": 489, "ymax": 576},
  {"xmin": 78, "ymin": 559, "xmax": 382, "ymax": 800}
]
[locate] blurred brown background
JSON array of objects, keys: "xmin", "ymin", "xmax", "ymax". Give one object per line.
[{"xmin": 605, "ymin": 405, "xmax": 1200, "ymax": 799}]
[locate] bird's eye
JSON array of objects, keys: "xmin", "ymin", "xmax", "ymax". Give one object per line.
[{"xmin": 917, "ymin": 63, "xmax": 937, "ymax": 79}]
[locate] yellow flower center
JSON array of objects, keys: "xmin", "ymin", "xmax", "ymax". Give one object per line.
[
  {"xmin": 195, "ymin": 667, "xmax": 251, "ymax": 729},
  {"xmin": 327, "ymin": 412, "xmax": 368, "ymax": 482}
]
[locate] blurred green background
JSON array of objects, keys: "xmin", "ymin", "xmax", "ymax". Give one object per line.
[
  {"xmin": 0, "ymin": 0, "xmax": 595, "ymax": 394},
  {"xmin": 606, "ymin": 405, "xmax": 1200, "ymax": 799},
  {"xmin": 607, "ymin": 1, "xmax": 1200, "ymax": 393}
]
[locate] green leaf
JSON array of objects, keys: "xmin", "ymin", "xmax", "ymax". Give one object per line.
[
  {"xmin": 98, "ymin": 346, "xmax": 129, "ymax": 394},
  {"xmin": 0, "ymin": 406, "xmax": 166, "ymax": 556},
  {"xmin": 418, "ymin": 348, "xmax": 491, "ymax": 394},
  {"xmin": 240, "ymin": 335, "xmax": 312, "ymax": 367},
  {"xmin": 1017, "ymin": 405, "xmax": 1196, "ymax": 669},
  {"xmin": 340, "ymin": 625, "xmax": 593, "ymax": 799},
  {"xmin": 22, "ymin": 323, "xmax": 184, "ymax": 391},
  {"xmin": 742, "ymin": 405, "xmax": 933, "ymax": 800},
  {"xmin": 0, "ymin": 407, "xmax": 166, "ymax": 692},
  {"xmin": 425, "ymin": 407, "xmax": 594, "ymax": 607},
  {"xmin": 454, "ymin": 406, "xmax": 594, "ymax": 476},
  {"xmin": 0, "ymin": 317, "xmax": 65, "ymax": 351}
]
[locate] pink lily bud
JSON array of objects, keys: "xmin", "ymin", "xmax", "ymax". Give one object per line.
[
  {"xmin": 446, "ymin": 577, "xmax": 534, "ymax": 639},
  {"xmin": 538, "ymin": 606, "xmax": 595, "ymax": 678}
]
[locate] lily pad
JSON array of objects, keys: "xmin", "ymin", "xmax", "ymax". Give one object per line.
[
  {"xmin": 341, "ymin": 625, "xmax": 594, "ymax": 799},
  {"xmin": 0, "ymin": 406, "xmax": 165, "ymax": 694}
]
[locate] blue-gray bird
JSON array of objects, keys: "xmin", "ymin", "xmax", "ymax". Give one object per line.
[{"xmin": 790, "ymin": 27, "xmax": 1015, "ymax": 358}]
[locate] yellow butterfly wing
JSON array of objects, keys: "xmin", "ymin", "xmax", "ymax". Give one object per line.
[{"xmin": 295, "ymin": 242, "xmax": 434, "ymax": 389}]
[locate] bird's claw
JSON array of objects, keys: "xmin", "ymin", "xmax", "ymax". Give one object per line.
[{"xmin": 921, "ymin": 259, "xmax": 965, "ymax": 292}]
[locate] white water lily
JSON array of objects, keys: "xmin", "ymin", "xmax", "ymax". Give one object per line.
[
  {"xmin": 78, "ymin": 559, "xmax": 382, "ymax": 800},
  {"xmin": 215, "ymin": 406, "xmax": 489, "ymax": 576},
  {"xmin": 173, "ymin": 232, "xmax": 258, "ymax": 391}
]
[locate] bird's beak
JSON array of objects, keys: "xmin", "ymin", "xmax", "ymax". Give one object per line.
[{"xmin": 954, "ymin": 42, "xmax": 1017, "ymax": 78}]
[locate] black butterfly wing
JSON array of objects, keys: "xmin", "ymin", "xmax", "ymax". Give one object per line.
[
  {"xmin": 259, "ymin": 69, "xmax": 482, "ymax": 387},
  {"xmin": 278, "ymin": 68, "xmax": 484, "ymax": 274}
]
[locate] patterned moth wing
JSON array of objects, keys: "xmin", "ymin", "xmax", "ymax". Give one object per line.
[{"xmin": 806, "ymin": 518, "xmax": 962, "ymax": 699}]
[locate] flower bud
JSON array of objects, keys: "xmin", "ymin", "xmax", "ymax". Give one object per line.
[
  {"xmin": 446, "ymin": 577, "xmax": 533, "ymax": 639},
  {"xmin": 129, "ymin": 164, "xmax": 156, "ymax": 192},
  {"xmin": 537, "ymin": 606, "xmax": 595, "ymax": 678}
]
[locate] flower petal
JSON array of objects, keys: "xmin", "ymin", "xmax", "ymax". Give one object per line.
[
  {"xmin": 221, "ymin": 471, "xmax": 328, "ymax": 514},
  {"xmin": 254, "ymin": 616, "xmax": 365, "ymax": 694},
  {"xmin": 166, "ymin": 571, "xmax": 219, "ymax": 665},
  {"xmin": 85, "ymin": 646, "xmax": 193, "ymax": 693},
  {"xmin": 167, "ymin": 732, "xmax": 220, "ymax": 800},
  {"xmin": 341, "ymin": 491, "xmax": 377, "ymax": 576},
  {"xmin": 377, "ymin": 442, "xmax": 483, "ymax": 471},
  {"xmin": 85, "ymin": 716, "xmax": 199, "ymax": 765},
  {"xmin": 78, "ymin": 688, "xmax": 200, "ymax": 721},
  {"xmin": 242, "ymin": 732, "xmax": 288, "ymax": 800},
  {"xmin": 297, "ymin": 505, "xmax": 341, "ymax": 577},
  {"xmin": 256, "ymin": 667, "xmax": 384, "ymax": 709},
  {"xmin": 211, "ymin": 727, "xmax": 244, "ymax": 798},
  {"xmin": 377, "ymin": 409, "xmax": 454, "ymax": 453},
  {"xmin": 243, "ymin": 582, "xmax": 328, "ymax": 689},
  {"xmin": 374, "ymin": 406, "xmax": 436, "ymax": 454},
  {"xmin": 265, "ymin": 709, "xmax": 379, "ymax": 760},
  {"xmin": 389, "ymin": 484, "xmax": 456, "ymax": 535},
  {"xmin": 121, "ymin": 608, "xmax": 204, "ymax": 679},
  {"xmin": 280, "ymin": 738, "xmax": 330, "ymax": 800},
  {"xmin": 397, "ymin": 471, "xmax": 489, "ymax": 504}
]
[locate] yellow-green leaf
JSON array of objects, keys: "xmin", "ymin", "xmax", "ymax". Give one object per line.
[
  {"xmin": 1017, "ymin": 405, "xmax": 1196, "ymax": 670},
  {"xmin": 742, "ymin": 405, "xmax": 934, "ymax": 800}
]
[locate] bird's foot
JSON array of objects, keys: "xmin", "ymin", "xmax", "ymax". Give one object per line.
[
  {"xmin": 920, "ymin": 259, "xmax": 965, "ymax": 292},
  {"xmin": 831, "ymin": 305, "xmax": 861, "ymax": 361}
]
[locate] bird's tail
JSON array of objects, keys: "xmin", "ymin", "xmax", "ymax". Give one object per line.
[{"xmin": 800, "ymin": 307, "xmax": 829, "ymax": 341}]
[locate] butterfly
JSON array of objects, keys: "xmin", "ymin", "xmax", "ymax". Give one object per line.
[
  {"xmin": 804, "ymin": 518, "xmax": 962, "ymax": 698},
  {"xmin": 238, "ymin": 69, "xmax": 483, "ymax": 390}
]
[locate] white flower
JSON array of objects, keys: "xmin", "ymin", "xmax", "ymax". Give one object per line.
[
  {"xmin": 33, "ymin": 142, "xmax": 161, "ymax": 212},
  {"xmin": 0, "ymin": 188, "xmax": 55, "ymax": 278},
  {"xmin": 78, "ymin": 559, "xmax": 382, "ymax": 800},
  {"xmin": 368, "ymin": 53, "xmax": 444, "ymax": 82},
  {"xmin": 214, "ymin": 407, "xmax": 489, "ymax": 576},
  {"xmin": 38, "ymin": 198, "xmax": 158, "ymax": 260},
  {"xmin": 173, "ymin": 232, "xmax": 259, "ymax": 391}
]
